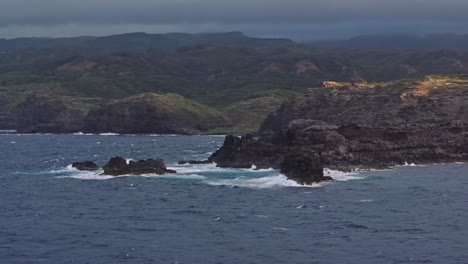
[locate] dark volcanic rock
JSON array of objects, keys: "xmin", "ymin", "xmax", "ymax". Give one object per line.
[
  {"xmin": 209, "ymin": 76, "xmax": 468, "ymax": 183},
  {"xmin": 257, "ymin": 76, "xmax": 468, "ymax": 169},
  {"xmin": 102, "ymin": 156, "xmax": 176, "ymax": 176},
  {"xmin": 209, "ymin": 134, "xmax": 286, "ymax": 169},
  {"xmin": 72, "ymin": 161, "xmax": 99, "ymax": 171},
  {"xmin": 280, "ymin": 152, "xmax": 330, "ymax": 185},
  {"xmin": 208, "ymin": 134, "xmax": 330, "ymax": 185}
]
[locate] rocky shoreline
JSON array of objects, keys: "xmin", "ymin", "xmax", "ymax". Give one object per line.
[
  {"xmin": 199, "ymin": 77, "xmax": 468, "ymax": 184},
  {"xmin": 64, "ymin": 76, "xmax": 468, "ymax": 185}
]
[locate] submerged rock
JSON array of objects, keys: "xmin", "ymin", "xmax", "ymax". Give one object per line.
[
  {"xmin": 72, "ymin": 161, "xmax": 99, "ymax": 171},
  {"xmin": 103, "ymin": 156, "xmax": 176, "ymax": 176}
]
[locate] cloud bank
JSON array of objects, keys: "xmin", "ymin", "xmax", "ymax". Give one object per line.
[{"xmin": 1, "ymin": 0, "xmax": 468, "ymax": 39}]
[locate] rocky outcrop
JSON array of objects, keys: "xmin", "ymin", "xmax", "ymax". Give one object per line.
[
  {"xmin": 257, "ymin": 76, "xmax": 468, "ymax": 169},
  {"xmin": 208, "ymin": 135, "xmax": 327, "ymax": 184},
  {"xmin": 209, "ymin": 76, "xmax": 468, "ymax": 184},
  {"xmin": 72, "ymin": 161, "xmax": 99, "ymax": 171},
  {"xmin": 209, "ymin": 135, "xmax": 286, "ymax": 169},
  {"xmin": 280, "ymin": 152, "xmax": 331, "ymax": 185},
  {"xmin": 84, "ymin": 93, "xmax": 231, "ymax": 134},
  {"xmin": 102, "ymin": 156, "xmax": 176, "ymax": 176}
]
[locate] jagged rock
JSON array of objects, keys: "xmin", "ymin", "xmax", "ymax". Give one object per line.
[
  {"xmin": 280, "ymin": 152, "xmax": 330, "ymax": 185},
  {"xmin": 258, "ymin": 77, "xmax": 468, "ymax": 169},
  {"xmin": 208, "ymin": 76, "xmax": 468, "ymax": 183},
  {"xmin": 72, "ymin": 161, "xmax": 99, "ymax": 171},
  {"xmin": 103, "ymin": 156, "xmax": 176, "ymax": 176},
  {"xmin": 209, "ymin": 134, "xmax": 286, "ymax": 169},
  {"xmin": 208, "ymin": 135, "xmax": 331, "ymax": 185}
]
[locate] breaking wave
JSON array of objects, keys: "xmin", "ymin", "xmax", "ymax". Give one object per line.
[{"xmin": 52, "ymin": 162, "xmax": 364, "ymax": 187}]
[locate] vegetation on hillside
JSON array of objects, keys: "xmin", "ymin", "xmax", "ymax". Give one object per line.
[{"xmin": 2, "ymin": 33, "xmax": 468, "ymax": 132}]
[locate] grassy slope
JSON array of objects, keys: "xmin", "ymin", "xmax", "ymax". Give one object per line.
[
  {"xmin": 122, "ymin": 93, "xmax": 231, "ymax": 127},
  {"xmin": 2, "ymin": 45, "xmax": 468, "ymax": 132}
]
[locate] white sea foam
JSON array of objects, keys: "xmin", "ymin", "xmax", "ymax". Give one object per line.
[
  {"xmin": 168, "ymin": 163, "xmax": 276, "ymax": 175},
  {"xmin": 73, "ymin": 132, "xmax": 94, "ymax": 136},
  {"xmin": 395, "ymin": 162, "xmax": 427, "ymax": 167},
  {"xmin": 205, "ymin": 174, "xmax": 325, "ymax": 188},
  {"xmin": 273, "ymin": 227, "xmax": 289, "ymax": 231},
  {"xmin": 65, "ymin": 164, "xmax": 76, "ymax": 171},
  {"xmin": 256, "ymin": 215, "xmax": 269, "ymax": 218},
  {"xmin": 51, "ymin": 165, "xmax": 110, "ymax": 180},
  {"xmin": 323, "ymin": 168, "xmax": 364, "ymax": 181},
  {"xmin": 167, "ymin": 163, "xmax": 218, "ymax": 174},
  {"xmin": 144, "ymin": 174, "xmax": 207, "ymax": 180},
  {"xmin": 99, "ymin": 133, "xmax": 120, "ymax": 136},
  {"xmin": 57, "ymin": 172, "xmax": 114, "ymax": 180},
  {"xmin": 357, "ymin": 199, "xmax": 374, "ymax": 203},
  {"xmin": 55, "ymin": 162, "xmax": 364, "ymax": 188}
]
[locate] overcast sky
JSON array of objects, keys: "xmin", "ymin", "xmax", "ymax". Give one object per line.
[{"xmin": 1, "ymin": 0, "xmax": 468, "ymax": 40}]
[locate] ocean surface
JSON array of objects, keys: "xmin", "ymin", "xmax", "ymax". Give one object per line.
[{"xmin": 1, "ymin": 133, "xmax": 467, "ymax": 264}]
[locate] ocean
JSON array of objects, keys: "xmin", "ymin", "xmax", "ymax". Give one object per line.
[{"xmin": 1, "ymin": 134, "xmax": 467, "ymax": 264}]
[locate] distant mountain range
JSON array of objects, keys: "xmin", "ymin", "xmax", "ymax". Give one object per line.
[
  {"xmin": 0, "ymin": 32, "xmax": 293, "ymax": 54},
  {"xmin": 3, "ymin": 32, "xmax": 468, "ymax": 133},
  {"xmin": 4, "ymin": 32, "xmax": 468, "ymax": 52}
]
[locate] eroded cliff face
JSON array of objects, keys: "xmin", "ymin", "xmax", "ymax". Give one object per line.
[
  {"xmin": 13, "ymin": 92, "xmax": 231, "ymax": 134},
  {"xmin": 0, "ymin": 95, "xmax": 16, "ymax": 129},
  {"xmin": 15, "ymin": 94, "xmax": 86, "ymax": 133},
  {"xmin": 258, "ymin": 76, "xmax": 468, "ymax": 169},
  {"xmin": 84, "ymin": 93, "xmax": 231, "ymax": 134},
  {"xmin": 212, "ymin": 76, "xmax": 468, "ymax": 179}
]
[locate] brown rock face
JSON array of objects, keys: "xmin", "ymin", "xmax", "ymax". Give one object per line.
[
  {"xmin": 259, "ymin": 76, "xmax": 468, "ymax": 169},
  {"xmin": 209, "ymin": 76, "xmax": 468, "ymax": 184}
]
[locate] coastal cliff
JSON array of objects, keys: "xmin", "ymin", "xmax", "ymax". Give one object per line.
[
  {"xmin": 84, "ymin": 93, "xmax": 230, "ymax": 134},
  {"xmin": 14, "ymin": 92, "xmax": 231, "ymax": 134},
  {"xmin": 210, "ymin": 75, "xmax": 468, "ymax": 183}
]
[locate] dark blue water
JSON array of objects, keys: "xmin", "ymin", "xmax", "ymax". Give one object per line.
[{"xmin": 1, "ymin": 134, "xmax": 468, "ymax": 264}]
